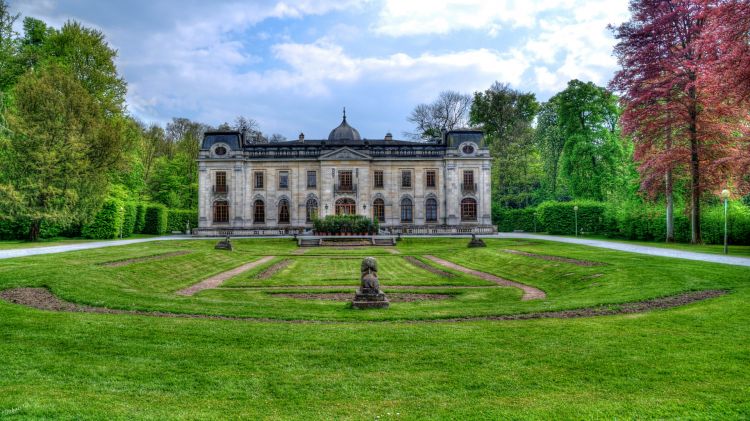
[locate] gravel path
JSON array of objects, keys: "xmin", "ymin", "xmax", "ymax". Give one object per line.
[
  {"xmin": 0, "ymin": 235, "xmax": 188, "ymax": 260},
  {"xmin": 424, "ymin": 255, "xmax": 546, "ymax": 300},
  {"xmin": 176, "ymin": 256, "xmax": 275, "ymax": 296},
  {"xmin": 496, "ymin": 233, "xmax": 750, "ymax": 267}
]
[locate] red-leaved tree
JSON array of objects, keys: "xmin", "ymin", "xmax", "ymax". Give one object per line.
[{"xmin": 611, "ymin": 0, "xmax": 750, "ymax": 244}]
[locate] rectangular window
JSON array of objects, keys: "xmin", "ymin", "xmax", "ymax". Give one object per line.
[
  {"xmin": 213, "ymin": 201, "xmax": 229, "ymax": 223},
  {"xmin": 254, "ymin": 172, "xmax": 264, "ymax": 189},
  {"xmin": 338, "ymin": 170, "xmax": 353, "ymax": 191},
  {"xmin": 279, "ymin": 171, "xmax": 289, "ymax": 189},
  {"xmin": 426, "ymin": 170, "xmax": 436, "ymax": 188},
  {"xmin": 215, "ymin": 171, "xmax": 227, "ymax": 193},
  {"xmin": 401, "ymin": 170, "xmax": 412, "ymax": 188},
  {"xmin": 307, "ymin": 171, "xmax": 317, "ymax": 188},
  {"xmin": 462, "ymin": 170, "xmax": 475, "ymax": 192},
  {"xmin": 373, "ymin": 170, "xmax": 384, "ymax": 189}
]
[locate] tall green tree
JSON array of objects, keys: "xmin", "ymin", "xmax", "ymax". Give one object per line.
[
  {"xmin": 470, "ymin": 82, "xmax": 540, "ymax": 208},
  {"xmin": 555, "ymin": 80, "xmax": 626, "ymax": 201},
  {"xmin": 535, "ymin": 99, "xmax": 566, "ymax": 199}
]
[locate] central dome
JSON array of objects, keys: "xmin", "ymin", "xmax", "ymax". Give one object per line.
[{"xmin": 328, "ymin": 108, "xmax": 361, "ymax": 141}]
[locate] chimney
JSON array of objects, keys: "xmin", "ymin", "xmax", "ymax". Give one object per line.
[
  {"xmin": 299, "ymin": 132, "xmax": 305, "ymax": 143},
  {"xmin": 384, "ymin": 132, "xmax": 393, "ymax": 142}
]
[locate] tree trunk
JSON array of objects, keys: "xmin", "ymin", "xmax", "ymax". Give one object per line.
[
  {"xmin": 665, "ymin": 169, "xmax": 674, "ymax": 242},
  {"xmin": 29, "ymin": 219, "xmax": 41, "ymax": 242},
  {"xmin": 688, "ymin": 87, "xmax": 701, "ymax": 244}
]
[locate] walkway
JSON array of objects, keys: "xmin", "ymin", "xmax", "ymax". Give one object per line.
[
  {"xmin": 496, "ymin": 233, "xmax": 750, "ymax": 267},
  {"xmin": 0, "ymin": 236, "xmax": 187, "ymax": 260}
]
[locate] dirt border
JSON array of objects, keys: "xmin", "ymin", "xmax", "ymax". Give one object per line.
[
  {"xmin": 255, "ymin": 259, "xmax": 292, "ymax": 280},
  {"xmin": 501, "ymin": 249, "xmax": 605, "ymax": 267},
  {"xmin": 98, "ymin": 251, "xmax": 191, "ymax": 268},
  {"xmin": 0, "ymin": 287, "xmax": 727, "ymax": 323},
  {"xmin": 424, "ymin": 255, "xmax": 546, "ymax": 300},
  {"xmin": 176, "ymin": 256, "xmax": 275, "ymax": 296},
  {"xmin": 403, "ymin": 256, "xmax": 456, "ymax": 278}
]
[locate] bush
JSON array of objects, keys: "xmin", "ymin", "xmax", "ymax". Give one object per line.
[
  {"xmin": 313, "ymin": 215, "xmax": 378, "ymax": 235},
  {"xmin": 121, "ymin": 202, "xmax": 137, "ymax": 238},
  {"xmin": 167, "ymin": 209, "xmax": 198, "ymax": 233},
  {"xmin": 134, "ymin": 203, "xmax": 146, "ymax": 233},
  {"xmin": 537, "ymin": 201, "xmax": 607, "ymax": 235},
  {"xmin": 496, "ymin": 208, "xmax": 538, "ymax": 232},
  {"xmin": 143, "ymin": 204, "xmax": 168, "ymax": 235},
  {"xmin": 82, "ymin": 198, "xmax": 124, "ymax": 239}
]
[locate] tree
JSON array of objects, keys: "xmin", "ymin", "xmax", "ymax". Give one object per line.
[
  {"xmin": 611, "ymin": 0, "xmax": 750, "ymax": 243},
  {"xmin": 269, "ymin": 133, "xmax": 287, "ymax": 143},
  {"xmin": 0, "ymin": 0, "xmax": 19, "ymax": 93},
  {"xmin": 470, "ymin": 82, "xmax": 540, "ymax": 208},
  {"xmin": 555, "ymin": 80, "xmax": 625, "ymax": 202},
  {"xmin": 406, "ymin": 91, "xmax": 472, "ymax": 140},
  {"xmin": 535, "ymin": 99, "xmax": 566, "ymax": 199},
  {"xmin": 0, "ymin": 65, "xmax": 111, "ymax": 240}
]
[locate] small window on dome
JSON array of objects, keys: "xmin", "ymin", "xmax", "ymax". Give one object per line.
[
  {"xmin": 461, "ymin": 144, "xmax": 475, "ymax": 155},
  {"xmin": 214, "ymin": 146, "xmax": 227, "ymax": 156}
]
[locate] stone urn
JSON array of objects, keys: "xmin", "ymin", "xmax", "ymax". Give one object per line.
[{"xmin": 352, "ymin": 256, "xmax": 389, "ymax": 309}]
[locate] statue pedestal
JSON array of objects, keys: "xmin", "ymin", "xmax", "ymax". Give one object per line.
[{"xmin": 352, "ymin": 288, "xmax": 389, "ymax": 309}]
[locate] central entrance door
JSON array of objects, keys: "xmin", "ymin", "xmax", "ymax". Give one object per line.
[{"xmin": 335, "ymin": 198, "xmax": 356, "ymax": 215}]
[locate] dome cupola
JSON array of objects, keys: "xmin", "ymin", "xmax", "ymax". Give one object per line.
[{"xmin": 328, "ymin": 108, "xmax": 362, "ymax": 141}]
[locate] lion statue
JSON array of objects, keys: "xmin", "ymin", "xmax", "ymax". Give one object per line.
[{"xmin": 360, "ymin": 256, "xmax": 380, "ymax": 290}]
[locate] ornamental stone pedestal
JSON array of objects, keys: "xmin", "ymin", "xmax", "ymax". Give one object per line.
[{"xmin": 352, "ymin": 257, "xmax": 389, "ymax": 309}]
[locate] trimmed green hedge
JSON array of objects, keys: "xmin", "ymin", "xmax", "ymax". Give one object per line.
[
  {"xmin": 82, "ymin": 198, "xmax": 124, "ymax": 239},
  {"xmin": 537, "ymin": 201, "xmax": 607, "ymax": 235},
  {"xmin": 313, "ymin": 215, "xmax": 379, "ymax": 235},
  {"xmin": 167, "ymin": 209, "xmax": 198, "ymax": 233},
  {"xmin": 143, "ymin": 204, "xmax": 168, "ymax": 235},
  {"xmin": 134, "ymin": 203, "xmax": 146, "ymax": 234},
  {"xmin": 0, "ymin": 219, "xmax": 67, "ymax": 240},
  {"xmin": 496, "ymin": 208, "xmax": 538, "ymax": 232},
  {"xmin": 121, "ymin": 202, "xmax": 136, "ymax": 238}
]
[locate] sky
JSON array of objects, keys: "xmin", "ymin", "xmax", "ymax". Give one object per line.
[{"xmin": 10, "ymin": 0, "xmax": 631, "ymax": 140}]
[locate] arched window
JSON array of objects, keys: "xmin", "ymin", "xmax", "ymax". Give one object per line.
[
  {"xmin": 425, "ymin": 198, "xmax": 438, "ymax": 223},
  {"xmin": 372, "ymin": 198, "xmax": 385, "ymax": 222},
  {"xmin": 278, "ymin": 199, "xmax": 290, "ymax": 224},
  {"xmin": 335, "ymin": 198, "xmax": 356, "ymax": 215},
  {"xmin": 400, "ymin": 198, "xmax": 413, "ymax": 223},
  {"xmin": 253, "ymin": 200, "xmax": 265, "ymax": 224},
  {"xmin": 306, "ymin": 198, "xmax": 318, "ymax": 223},
  {"xmin": 461, "ymin": 198, "xmax": 477, "ymax": 221},
  {"xmin": 213, "ymin": 200, "xmax": 229, "ymax": 223}
]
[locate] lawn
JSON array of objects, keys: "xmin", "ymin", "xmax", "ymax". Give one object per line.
[{"xmin": 0, "ymin": 237, "xmax": 748, "ymax": 419}]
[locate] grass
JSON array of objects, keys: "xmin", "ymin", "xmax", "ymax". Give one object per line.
[{"xmin": 0, "ymin": 237, "xmax": 748, "ymax": 419}]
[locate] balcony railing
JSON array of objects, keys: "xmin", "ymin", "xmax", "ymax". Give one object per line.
[
  {"xmin": 213, "ymin": 185, "xmax": 228, "ymax": 194},
  {"xmin": 334, "ymin": 183, "xmax": 357, "ymax": 194},
  {"xmin": 461, "ymin": 183, "xmax": 477, "ymax": 194}
]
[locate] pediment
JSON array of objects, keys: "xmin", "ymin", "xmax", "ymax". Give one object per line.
[{"xmin": 319, "ymin": 147, "xmax": 371, "ymax": 161}]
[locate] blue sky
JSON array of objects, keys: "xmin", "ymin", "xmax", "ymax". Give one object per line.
[{"xmin": 10, "ymin": 0, "xmax": 631, "ymax": 139}]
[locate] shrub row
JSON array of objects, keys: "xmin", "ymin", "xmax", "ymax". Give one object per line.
[
  {"xmin": 143, "ymin": 204, "xmax": 168, "ymax": 235},
  {"xmin": 82, "ymin": 198, "xmax": 125, "ymax": 239},
  {"xmin": 313, "ymin": 215, "xmax": 379, "ymax": 235},
  {"xmin": 495, "ymin": 200, "xmax": 750, "ymax": 245},
  {"xmin": 167, "ymin": 209, "xmax": 198, "ymax": 233}
]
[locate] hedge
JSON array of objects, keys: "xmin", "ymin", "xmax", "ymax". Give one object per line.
[
  {"xmin": 82, "ymin": 198, "xmax": 124, "ymax": 239},
  {"xmin": 537, "ymin": 201, "xmax": 608, "ymax": 235},
  {"xmin": 134, "ymin": 203, "xmax": 146, "ymax": 233},
  {"xmin": 313, "ymin": 215, "xmax": 379, "ymax": 235},
  {"xmin": 143, "ymin": 204, "xmax": 168, "ymax": 235},
  {"xmin": 0, "ymin": 218, "xmax": 67, "ymax": 240},
  {"xmin": 121, "ymin": 202, "xmax": 137, "ymax": 238},
  {"xmin": 167, "ymin": 209, "xmax": 198, "ymax": 233},
  {"xmin": 495, "ymin": 208, "xmax": 538, "ymax": 232}
]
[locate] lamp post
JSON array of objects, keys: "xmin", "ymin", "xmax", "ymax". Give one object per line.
[
  {"xmin": 573, "ymin": 205, "xmax": 579, "ymax": 237},
  {"xmin": 721, "ymin": 189, "xmax": 730, "ymax": 255}
]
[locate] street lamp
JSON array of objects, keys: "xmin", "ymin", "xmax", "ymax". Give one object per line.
[
  {"xmin": 573, "ymin": 205, "xmax": 579, "ymax": 237},
  {"xmin": 721, "ymin": 189, "xmax": 730, "ymax": 255}
]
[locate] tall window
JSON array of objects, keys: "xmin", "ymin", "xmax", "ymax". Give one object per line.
[
  {"xmin": 278, "ymin": 171, "xmax": 289, "ymax": 189},
  {"xmin": 253, "ymin": 200, "xmax": 265, "ymax": 224},
  {"xmin": 254, "ymin": 172, "xmax": 264, "ymax": 189},
  {"xmin": 306, "ymin": 198, "xmax": 318, "ymax": 222},
  {"xmin": 278, "ymin": 199, "xmax": 290, "ymax": 224},
  {"xmin": 307, "ymin": 171, "xmax": 317, "ymax": 188},
  {"xmin": 401, "ymin": 170, "xmax": 412, "ymax": 188},
  {"xmin": 213, "ymin": 200, "xmax": 229, "ymax": 223},
  {"xmin": 215, "ymin": 171, "xmax": 227, "ymax": 193},
  {"xmin": 400, "ymin": 198, "xmax": 413, "ymax": 223},
  {"xmin": 338, "ymin": 170, "xmax": 353, "ymax": 190},
  {"xmin": 426, "ymin": 170, "xmax": 436, "ymax": 188},
  {"xmin": 373, "ymin": 171, "xmax": 384, "ymax": 189},
  {"xmin": 425, "ymin": 198, "xmax": 438, "ymax": 222},
  {"xmin": 462, "ymin": 170, "xmax": 475, "ymax": 192},
  {"xmin": 461, "ymin": 198, "xmax": 477, "ymax": 221},
  {"xmin": 372, "ymin": 198, "xmax": 385, "ymax": 222}
]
